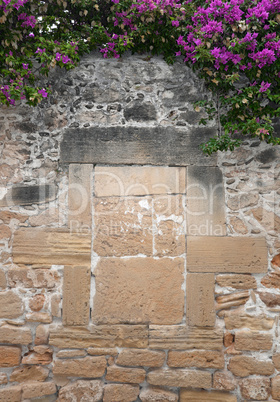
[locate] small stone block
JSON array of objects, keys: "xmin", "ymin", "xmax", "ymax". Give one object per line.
[
  {"xmin": 180, "ymin": 389, "xmax": 237, "ymax": 401},
  {"xmin": 0, "ymin": 184, "xmax": 56, "ymax": 207},
  {"xmin": 147, "ymin": 369, "xmax": 211, "ymax": 388}
]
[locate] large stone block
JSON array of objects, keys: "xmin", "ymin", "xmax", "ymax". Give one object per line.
[
  {"xmin": 216, "ymin": 274, "xmax": 257, "ymax": 289},
  {"xmin": 0, "ymin": 325, "xmax": 32, "ymax": 345},
  {"xmin": 147, "ymin": 369, "xmax": 211, "ymax": 388},
  {"xmin": 168, "ymin": 350, "xmax": 224, "ymax": 369},
  {"xmin": 0, "ymin": 346, "xmax": 21, "ymax": 367},
  {"xmin": 235, "ymin": 330, "xmax": 273, "ymax": 351},
  {"xmin": 63, "ymin": 266, "xmax": 91, "ymax": 326},
  {"xmin": 0, "ymin": 291, "xmax": 22, "ymax": 318},
  {"xmin": 0, "ymin": 184, "xmax": 56, "ymax": 207},
  {"xmin": 60, "ymin": 126, "xmax": 217, "ymax": 166},
  {"xmin": 0, "ymin": 385, "xmax": 22, "ymax": 402},
  {"xmin": 180, "ymin": 390, "xmax": 237, "ymax": 401},
  {"xmin": 22, "ymin": 381, "xmax": 57, "ymax": 399},
  {"xmin": 103, "ymin": 384, "xmax": 139, "ymax": 402},
  {"xmin": 13, "ymin": 229, "xmax": 91, "ymax": 265},
  {"xmin": 116, "ymin": 349, "xmax": 165, "ymax": 368},
  {"xmin": 58, "ymin": 380, "xmax": 103, "ymax": 402},
  {"xmin": 187, "ymin": 236, "xmax": 267, "ymax": 273},
  {"xmin": 228, "ymin": 356, "xmax": 274, "ymax": 377},
  {"xmin": 92, "ymin": 258, "xmax": 184, "ymax": 325},
  {"xmin": 10, "ymin": 365, "xmax": 49, "ymax": 383},
  {"xmin": 106, "ymin": 366, "xmax": 146, "ymax": 384},
  {"xmin": 53, "ymin": 356, "xmax": 106, "ymax": 378}
]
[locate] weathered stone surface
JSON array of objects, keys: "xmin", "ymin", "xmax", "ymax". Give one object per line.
[
  {"xmin": 261, "ymin": 271, "xmax": 280, "ymax": 288},
  {"xmin": 186, "ymin": 166, "xmax": 226, "ymax": 236},
  {"xmin": 229, "ymin": 216, "xmax": 249, "ymax": 235},
  {"xmin": 117, "ymin": 349, "xmax": 165, "ymax": 368},
  {"xmin": 0, "ymin": 324, "xmax": 32, "ymax": 345},
  {"xmin": 103, "ymin": 384, "xmax": 139, "ymax": 402},
  {"xmin": 216, "ymin": 274, "xmax": 257, "ymax": 289},
  {"xmin": 0, "ymin": 385, "xmax": 22, "ymax": 402},
  {"xmin": 63, "ymin": 266, "xmax": 91, "ymax": 326},
  {"xmin": 213, "ymin": 372, "xmax": 236, "ymax": 391},
  {"xmin": 235, "ymin": 330, "xmax": 273, "ymax": 351},
  {"xmin": 149, "ymin": 325, "xmax": 223, "ymax": 350},
  {"xmin": 106, "ymin": 366, "xmax": 146, "ymax": 384},
  {"xmin": 216, "ymin": 290, "xmax": 250, "ymax": 311},
  {"xmin": 35, "ymin": 324, "xmax": 49, "ymax": 345},
  {"xmin": 93, "ymin": 258, "xmax": 184, "ymax": 325},
  {"xmin": 227, "ymin": 193, "xmax": 259, "ymax": 211},
  {"xmin": 7, "ymin": 268, "xmax": 59, "ymax": 288},
  {"xmin": 22, "ymin": 381, "xmax": 57, "ymax": 399},
  {"xmin": 187, "ymin": 236, "xmax": 267, "ymax": 273},
  {"xmin": 239, "ymin": 377, "xmax": 271, "ymax": 400},
  {"xmin": 68, "ymin": 164, "xmax": 92, "ymax": 228},
  {"xmin": 22, "ymin": 348, "xmax": 53, "ymax": 365},
  {"xmin": 257, "ymin": 291, "xmax": 280, "ymax": 307},
  {"xmin": 140, "ymin": 387, "xmax": 178, "ymax": 402},
  {"xmin": 180, "ymin": 390, "xmax": 237, "ymax": 401},
  {"xmin": 147, "ymin": 369, "xmax": 211, "ymax": 388},
  {"xmin": 272, "ymin": 375, "xmax": 280, "ymax": 399},
  {"xmin": 29, "ymin": 294, "xmax": 45, "ymax": 311},
  {"xmin": 58, "ymin": 380, "xmax": 103, "ymax": 402},
  {"xmin": 93, "ymin": 197, "xmax": 153, "ymax": 257},
  {"xmin": 167, "ymin": 350, "xmax": 224, "ymax": 369},
  {"xmin": 51, "ymin": 293, "xmax": 61, "ymax": 317},
  {"xmin": 50, "ymin": 324, "xmax": 148, "ymax": 348},
  {"xmin": 224, "ymin": 314, "xmax": 274, "ymax": 330},
  {"xmin": 186, "ymin": 273, "xmax": 215, "ymax": 327},
  {"xmin": 228, "ymin": 356, "xmax": 274, "ymax": 377},
  {"xmin": 0, "ymin": 290, "xmax": 22, "ymax": 318},
  {"xmin": 0, "ymin": 210, "xmax": 28, "ymax": 224},
  {"xmin": 87, "ymin": 348, "xmax": 118, "ymax": 356},
  {"xmin": 53, "ymin": 356, "xmax": 106, "ymax": 378},
  {"xmin": 26, "ymin": 312, "xmax": 52, "ymax": 323},
  {"xmin": 0, "ymin": 224, "xmax": 11, "ymax": 240},
  {"xmin": 0, "ymin": 373, "xmax": 7, "ymax": 385},
  {"xmin": 57, "ymin": 349, "xmax": 87, "ymax": 358},
  {"xmin": 95, "ymin": 166, "xmax": 185, "ymax": 197},
  {"xmin": 0, "ymin": 346, "xmax": 21, "ymax": 367},
  {"xmin": 273, "ymin": 354, "xmax": 280, "ymax": 369},
  {"xmin": 29, "ymin": 207, "xmax": 62, "ymax": 227},
  {"xmin": 0, "ymin": 269, "xmax": 6, "ymax": 288},
  {"xmin": 124, "ymin": 100, "xmax": 157, "ymax": 121},
  {"xmin": 271, "ymin": 254, "xmax": 280, "ymax": 268},
  {"xmin": 247, "ymin": 207, "xmax": 280, "ymax": 232},
  {"xmin": 0, "ymin": 184, "xmax": 56, "ymax": 206},
  {"xmin": 60, "ymin": 126, "xmax": 217, "ymax": 166},
  {"xmin": 10, "ymin": 365, "xmax": 49, "ymax": 383},
  {"xmin": 13, "ymin": 229, "xmax": 91, "ymax": 265}
]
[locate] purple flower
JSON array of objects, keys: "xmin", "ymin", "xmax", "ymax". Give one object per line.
[
  {"xmin": 38, "ymin": 88, "xmax": 48, "ymax": 98},
  {"xmin": 22, "ymin": 63, "xmax": 29, "ymax": 70},
  {"xmin": 55, "ymin": 53, "xmax": 61, "ymax": 61},
  {"xmin": 172, "ymin": 20, "xmax": 179, "ymax": 27},
  {"xmin": 259, "ymin": 81, "xmax": 271, "ymax": 92}
]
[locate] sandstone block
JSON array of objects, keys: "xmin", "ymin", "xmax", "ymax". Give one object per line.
[
  {"xmin": 229, "ymin": 216, "xmax": 248, "ymax": 235},
  {"xmin": 0, "ymin": 373, "xmax": 7, "ymax": 385},
  {"xmin": 0, "ymin": 211, "xmax": 28, "ymax": 224},
  {"xmin": 95, "ymin": 166, "xmax": 185, "ymax": 197},
  {"xmin": 51, "ymin": 293, "xmax": 61, "ymax": 317},
  {"xmin": 13, "ymin": 229, "xmax": 91, "ymax": 265},
  {"xmin": 0, "ymin": 324, "xmax": 32, "ymax": 345},
  {"xmin": 140, "ymin": 387, "xmax": 178, "ymax": 401},
  {"xmin": 0, "ymin": 346, "xmax": 21, "ymax": 367},
  {"xmin": 22, "ymin": 348, "xmax": 53, "ymax": 365},
  {"xmin": 213, "ymin": 372, "xmax": 236, "ymax": 391},
  {"xmin": 167, "ymin": 350, "xmax": 224, "ymax": 369},
  {"xmin": 53, "ymin": 356, "xmax": 106, "ymax": 378},
  {"xmin": 147, "ymin": 369, "xmax": 211, "ymax": 388},
  {"xmin": 117, "ymin": 349, "xmax": 165, "ymax": 368},
  {"xmin": 7, "ymin": 268, "xmax": 59, "ymax": 288},
  {"xmin": 10, "ymin": 365, "xmax": 49, "ymax": 383},
  {"xmin": 0, "ymin": 385, "xmax": 22, "ymax": 402},
  {"xmin": 227, "ymin": 193, "xmax": 259, "ymax": 211},
  {"xmin": 0, "ymin": 291, "xmax": 22, "ymax": 318},
  {"xmin": 22, "ymin": 381, "xmax": 56, "ymax": 399},
  {"xmin": 106, "ymin": 366, "xmax": 146, "ymax": 384},
  {"xmin": 35, "ymin": 324, "xmax": 49, "ymax": 345},
  {"xmin": 261, "ymin": 271, "xmax": 280, "ymax": 289},
  {"xmin": 186, "ymin": 273, "xmax": 215, "ymax": 327},
  {"xmin": 239, "ymin": 377, "xmax": 271, "ymax": 400},
  {"xmin": 224, "ymin": 314, "xmax": 274, "ymax": 331},
  {"xmin": 29, "ymin": 294, "xmax": 45, "ymax": 311},
  {"xmin": 58, "ymin": 380, "xmax": 103, "ymax": 402},
  {"xmin": 258, "ymin": 291, "xmax": 280, "ymax": 307},
  {"xmin": 216, "ymin": 274, "xmax": 257, "ymax": 289},
  {"xmin": 93, "ymin": 258, "xmax": 184, "ymax": 325},
  {"xmin": 26, "ymin": 312, "xmax": 52, "ymax": 323},
  {"xmin": 0, "ymin": 269, "xmax": 6, "ymax": 288},
  {"xmin": 273, "ymin": 354, "xmax": 280, "ymax": 369},
  {"xmin": 63, "ymin": 266, "xmax": 91, "ymax": 326},
  {"xmin": 87, "ymin": 348, "xmax": 118, "ymax": 356},
  {"xmin": 180, "ymin": 389, "xmax": 237, "ymax": 401},
  {"xmin": 57, "ymin": 349, "xmax": 87, "ymax": 358},
  {"xmin": 187, "ymin": 236, "xmax": 267, "ymax": 273},
  {"xmin": 235, "ymin": 330, "xmax": 273, "ymax": 351},
  {"xmin": 228, "ymin": 356, "xmax": 274, "ymax": 377},
  {"xmin": 247, "ymin": 207, "xmax": 280, "ymax": 232},
  {"xmin": 0, "ymin": 224, "xmax": 12, "ymax": 240},
  {"xmin": 103, "ymin": 384, "xmax": 139, "ymax": 402},
  {"xmin": 272, "ymin": 375, "xmax": 280, "ymax": 399}
]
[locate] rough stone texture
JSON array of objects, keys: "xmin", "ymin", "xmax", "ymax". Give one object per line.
[
  {"xmin": 140, "ymin": 387, "xmax": 178, "ymax": 402},
  {"xmin": 213, "ymin": 372, "xmax": 236, "ymax": 392},
  {"xmin": 228, "ymin": 356, "xmax": 274, "ymax": 377},
  {"xmin": 167, "ymin": 350, "xmax": 224, "ymax": 369},
  {"xmin": 272, "ymin": 354, "xmax": 280, "ymax": 369},
  {"xmin": 7, "ymin": 268, "xmax": 59, "ymax": 289},
  {"xmin": 58, "ymin": 380, "xmax": 103, "ymax": 402},
  {"xmin": 29, "ymin": 294, "xmax": 45, "ymax": 311},
  {"xmin": 216, "ymin": 274, "xmax": 257, "ymax": 289},
  {"xmin": 35, "ymin": 324, "xmax": 49, "ymax": 345},
  {"xmin": 261, "ymin": 271, "xmax": 280, "ymax": 289},
  {"xmin": 12, "ymin": 229, "xmax": 91, "ymax": 265},
  {"xmin": 0, "ymin": 346, "xmax": 21, "ymax": 367},
  {"xmin": 22, "ymin": 381, "xmax": 57, "ymax": 399},
  {"xmin": 87, "ymin": 348, "xmax": 118, "ymax": 356},
  {"xmin": 26, "ymin": 312, "xmax": 52, "ymax": 323},
  {"xmin": 53, "ymin": 356, "xmax": 106, "ymax": 378},
  {"xmin": 95, "ymin": 166, "xmax": 185, "ymax": 197},
  {"xmin": 62, "ymin": 266, "xmax": 91, "ymax": 326},
  {"xmin": 0, "ymin": 373, "xmax": 8, "ymax": 385},
  {"xmin": 147, "ymin": 369, "xmax": 212, "ymax": 388},
  {"xmin": 235, "ymin": 330, "xmax": 273, "ymax": 351},
  {"xmin": 247, "ymin": 207, "xmax": 280, "ymax": 232},
  {"xmin": 106, "ymin": 366, "xmax": 146, "ymax": 384},
  {"xmin": 93, "ymin": 258, "xmax": 184, "ymax": 325},
  {"xmin": 257, "ymin": 291, "xmax": 280, "ymax": 307},
  {"xmin": 224, "ymin": 314, "xmax": 274, "ymax": 330},
  {"xmin": 186, "ymin": 166, "xmax": 226, "ymax": 236},
  {"xmin": 239, "ymin": 377, "xmax": 271, "ymax": 400},
  {"xmin": 116, "ymin": 349, "xmax": 165, "ymax": 368},
  {"xmin": 0, "ymin": 324, "xmax": 32, "ymax": 345},
  {"xmin": 0, "ymin": 385, "xmax": 22, "ymax": 402},
  {"xmin": 22, "ymin": 348, "xmax": 53, "ymax": 365},
  {"xmin": 103, "ymin": 384, "xmax": 139, "ymax": 402},
  {"xmin": 0, "ymin": 269, "xmax": 6, "ymax": 288},
  {"xmin": 272, "ymin": 375, "xmax": 280, "ymax": 400},
  {"xmin": 0, "ymin": 184, "xmax": 56, "ymax": 207},
  {"xmin": 0, "ymin": 290, "xmax": 22, "ymax": 318},
  {"xmin": 187, "ymin": 236, "xmax": 267, "ymax": 273},
  {"xmin": 180, "ymin": 390, "xmax": 237, "ymax": 401},
  {"xmin": 57, "ymin": 349, "xmax": 87, "ymax": 358},
  {"xmin": 186, "ymin": 273, "xmax": 215, "ymax": 327},
  {"xmin": 10, "ymin": 365, "xmax": 49, "ymax": 383}
]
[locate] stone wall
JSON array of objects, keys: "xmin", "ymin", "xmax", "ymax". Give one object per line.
[{"xmin": 0, "ymin": 52, "xmax": 280, "ymax": 401}]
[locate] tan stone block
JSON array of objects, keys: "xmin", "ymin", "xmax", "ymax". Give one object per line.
[
  {"xmin": 224, "ymin": 332, "xmax": 234, "ymax": 347},
  {"xmin": 216, "ymin": 290, "xmax": 250, "ymax": 311},
  {"xmin": 228, "ymin": 356, "xmax": 274, "ymax": 377},
  {"xmin": 229, "ymin": 216, "xmax": 249, "ymax": 235},
  {"xmin": 0, "ymin": 346, "xmax": 21, "ymax": 367},
  {"xmin": 180, "ymin": 389, "xmax": 237, "ymax": 401},
  {"xmin": 0, "ymin": 211, "xmax": 28, "ymax": 224},
  {"xmin": 93, "ymin": 258, "xmax": 184, "ymax": 325},
  {"xmin": 117, "ymin": 349, "xmax": 165, "ymax": 368},
  {"xmin": 0, "ymin": 224, "xmax": 12, "ymax": 240},
  {"xmin": 261, "ymin": 271, "xmax": 280, "ymax": 289},
  {"xmin": 95, "ymin": 166, "xmax": 185, "ymax": 197},
  {"xmin": 13, "ymin": 229, "xmax": 91, "ymax": 265},
  {"xmin": 53, "ymin": 356, "xmax": 106, "ymax": 378},
  {"xmin": 87, "ymin": 348, "xmax": 118, "ymax": 356},
  {"xmin": 22, "ymin": 348, "xmax": 53, "ymax": 365},
  {"xmin": 7, "ymin": 268, "xmax": 59, "ymax": 288},
  {"xmin": 239, "ymin": 377, "xmax": 271, "ymax": 400},
  {"xmin": 35, "ymin": 324, "xmax": 49, "ymax": 345},
  {"xmin": 257, "ymin": 291, "xmax": 280, "ymax": 307},
  {"xmin": 224, "ymin": 313, "xmax": 274, "ymax": 330},
  {"xmin": 149, "ymin": 325, "xmax": 223, "ymax": 350},
  {"xmin": 186, "ymin": 166, "xmax": 226, "ymax": 236},
  {"xmin": 235, "ymin": 330, "xmax": 273, "ymax": 351},
  {"xmin": 57, "ymin": 349, "xmax": 87, "ymax": 358},
  {"xmin": 147, "ymin": 369, "xmax": 211, "ymax": 388},
  {"xmin": 0, "ymin": 269, "xmax": 6, "ymax": 288},
  {"xmin": 272, "ymin": 375, "xmax": 280, "ymax": 399},
  {"xmin": 0, "ymin": 385, "xmax": 22, "ymax": 402},
  {"xmin": 50, "ymin": 324, "xmax": 148, "ymax": 349},
  {"xmin": 29, "ymin": 294, "xmax": 45, "ymax": 311},
  {"xmin": 168, "ymin": 350, "xmax": 224, "ymax": 369},
  {"xmin": 0, "ymin": 324, "xmax": 32, "ymax": 345},
  {"xmin": 0, "ymin": 373, "xmax": 7, "ymax": 385},
  {"xmin": 140, "ymin": 387, "xmax": 178, "ymax": 402},
  {"xmin": 51, "ymin": 293, "xmax": 61, "ymax": 317},
  {"xmin": 62, "ymin": 266, "xmax": 90, "ymax": 326},
  {"xmin": 213, "ymin": 372, "xmax": 236, "ymax": 392},
  {"xmin": 106, "ymin": 366, "xmax": 146, "ymax": 384},
  {"xmin": 93, "ymin": 197, "xmax": 153, "ymax": 256},
  {"xmin": 247, "ymin": 207, "xmax": 280, "ymax": 232},
  {"xmin": 58, "ymin": 380, "xmax": 103, "ymax": 402},
  {"xmin": 22, "ymin": 381, "xmax": 56, "ymax": 399},
  {"xmin": 228, "ymin": 193, "xmax": 259, "ymax": 211},
  {"xmin": 186, "ymin": 273, "xmax": 215, "ymax": 327},
  {"xmin": 0, "ymin": 290, "xmax": 22, "ymax": 318},
  {"xmin": 216, "ymin": 274, "xmax": 257, "ymax": 289},
  {"xmin": 187, "ymin": 236, "xmax": 267, "ymax": 273},
  {"xmin": 68, "ymin": 164, "xmax": 92, "ymax": 228},
  {"xmin": 273, "ymin": 354, "xmax": 280, "ymax": 369},
  {"xmin": 103, "ymin": 384, "xmax": 139, "ymax": 402},
  {"xmin": 10, "ymin": 365, "xmax": 49, "ymax": 383},
  {"xmin": 26, "ymin": 312, "xmax": 52, "ymax": 323}
]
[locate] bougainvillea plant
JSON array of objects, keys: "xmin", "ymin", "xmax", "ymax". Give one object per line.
[{"xmin": 1, "ymin": 0, "xmax": 280, "ymax": 154}]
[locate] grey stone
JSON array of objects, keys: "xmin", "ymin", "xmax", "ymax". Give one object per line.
[
  {"xmin": 124, "ymin": 101, "xmax": 156, "ymax": 121},
  {"xmin": 256, "ymin": 148, "xmax": 279, "ymax": 164},
  {"xmin": 0, "ymin": 185, "xmax": 56, "ymax": 207}
]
